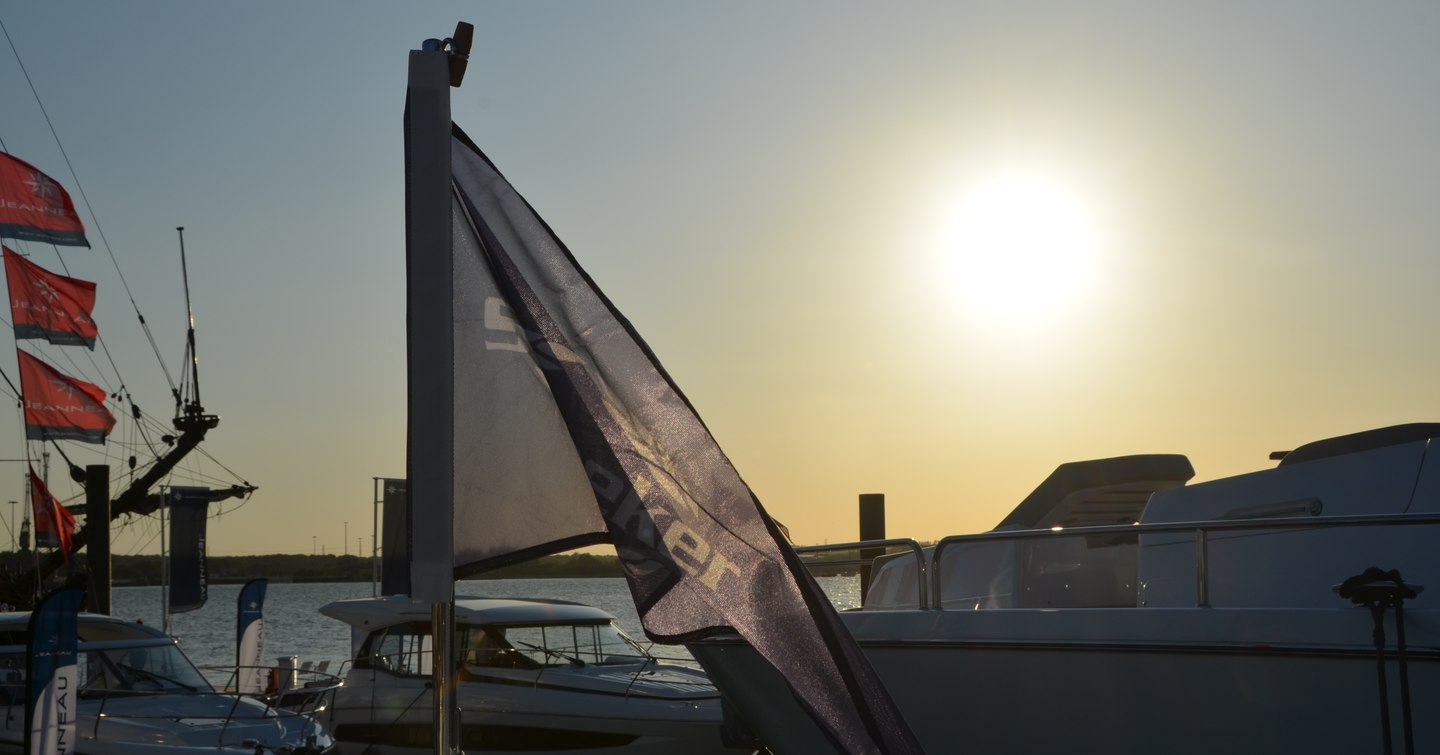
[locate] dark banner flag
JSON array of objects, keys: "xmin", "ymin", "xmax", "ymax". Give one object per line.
[
  {"xmin": 29, "ymin": 466, "xmax": 76, "ymax": 560},
  {"xmin": 0, "ymin": 152, "xmax": 88, "ymax": 247},
  {"xmin": 4, "ymin": 247, "xmax": 98, "ymax": 348},
  {"xmin": 235, "ymin": 579, "xmax": 268, "ymax": 694},
  {"xmin": 168, "ymin": 487, "xmax": 209, "ymax": 613},
  {"xmin": 25, "ymin": 587, "xmax": 83, "ymax": 755},
  {"xmin": 17, "ymin": 349, "xmax": 115, "ymax": 444},
  {"xmin": 404, "ymin": 53, "xmax": 922, "ymax": 755},
  {"xmin": 380, "ymin": 478, "xmax": 409, "ymax": 596}
]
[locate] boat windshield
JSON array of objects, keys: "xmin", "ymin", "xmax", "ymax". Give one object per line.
[
  {"xmin": 461, "ymin": 621, "xmax": 650, "ymax": 669},
  {"xmin": 78, "ymin": 641, "xmax": 214, "ymax": 694},
  {"xmin": 0, "ymin": 640, "xmax": 213, "ymax": 701}
]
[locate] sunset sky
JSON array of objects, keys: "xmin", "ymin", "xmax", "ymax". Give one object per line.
[{"xmin": 0, "ymin": 2, "xmax": 1434, "ymax": 558}]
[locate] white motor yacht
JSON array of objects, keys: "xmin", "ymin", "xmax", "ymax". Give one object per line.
[
  {"xmin": 317, "ymin": 595, "xmax": 747, "ymax": 755},
  {"xmin": 689, "ymin": 423, "xmax": 1440, "ymax": 754},
  {"xmin": 0, "ymin": 611, "xmax": 334, "ymax": 754}
]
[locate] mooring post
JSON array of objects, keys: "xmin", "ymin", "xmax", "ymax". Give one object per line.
[
  {"xmin": 858, "ymin": 493, "xmax": 886, "ymax": 605},
  {"xmin": 85, "ymin": 464, "xmax": 111, "ymax": 614}
]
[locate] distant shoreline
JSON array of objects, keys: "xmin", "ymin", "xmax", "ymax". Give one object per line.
[{"xmin": 99, "ymin": 552, "xmax": 623, "ymax": 586}]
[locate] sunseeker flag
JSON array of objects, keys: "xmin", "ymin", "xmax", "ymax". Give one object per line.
[
  {"xmin": 235, "ymin": 579, "xmax": 268, "ymax": 694},
  {"xmin": 25, "ymin": 587, "xmax": 83, "ymax": 755},
  {"xmin": 0, "ymin": 152, "xmax": 88, "ymax": 247},
  {"xmin": 4, "ymin": 247, "xmax": 98, "ymax": 348},
  {"xmin": 29, "ymin": 466, "xmax": 75, "ymax": 561},
  {"xmin": 17, "ymin": 349, "xmax": 115, "ymax": 443},
  {"xmin": 404, "ymin": 51, "xmax": 921, "ymax": 753}
]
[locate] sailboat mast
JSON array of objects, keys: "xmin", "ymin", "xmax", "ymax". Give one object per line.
[{"xmin": 177, "ymin": 227, "xmax": 202, "ymax": 413}]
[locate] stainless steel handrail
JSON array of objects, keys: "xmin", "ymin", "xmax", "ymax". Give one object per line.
[
  {"xmin": 792, "ymin": 513, "xmax": 1440, "ymax": 611},
  {"xmin": 929, "ymin": 512, "xmax": 1440, "ymax": 610},
  {"xmin": 795, "ymin": 538, "xmax": 928, "ymax": 609}
]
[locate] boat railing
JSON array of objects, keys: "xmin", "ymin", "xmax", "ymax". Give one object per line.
[
  {"xmin": 795, "ymin": 538, "xmax": 929, "ymax": 609},
  {"xmin": 931, "ymin": 511, "xmax": 1440, "ymax": 610},
  {"xmin": 80, "ymin": 686, "xmax": 255, "ymax": 742},
  {"xmin": 795, "ymin": 512, "xmax": 1440, "ymax": 611},
  {"xmin": 200, "ymin": 663, "xmax": 344, "ymax": 716}
]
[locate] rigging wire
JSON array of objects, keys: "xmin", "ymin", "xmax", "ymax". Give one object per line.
[
  {"xmin": 0, "ymin": 16, "xmax": 180, "ymax": 402},
  {"xmin": 0, "ymin": 16, "xmax": 257, "ymax": 579}
]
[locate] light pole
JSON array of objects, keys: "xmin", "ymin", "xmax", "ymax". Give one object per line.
[
  {"xmin": 312, "ymin": 535, "xmax": 316, "ymax": 556},
  {"xmin": 7, "ymin": 501, "xmax": 15, "ymax": 552},
  {"xmin": 344, "ymin": 521, "xmax": 348, "ymax": 556}
]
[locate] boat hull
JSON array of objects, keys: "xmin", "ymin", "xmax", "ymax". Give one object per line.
[
  {"xmin": 691, "ymin": 606, "xmax": 1440, "ymax": 754},
  {"xmin": 326, "ymin": 670, "xmax": 740, "ymax": 755}
]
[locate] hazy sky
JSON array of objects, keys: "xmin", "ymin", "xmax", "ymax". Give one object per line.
[{"xmin": 0, "ymin": 2, "xmax": 1435, "ymax": 559}]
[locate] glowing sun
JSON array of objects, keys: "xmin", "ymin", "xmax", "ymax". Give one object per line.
[{"xmin": 941, "ymin": 170, "xmax": 1103, "ymax": 324}]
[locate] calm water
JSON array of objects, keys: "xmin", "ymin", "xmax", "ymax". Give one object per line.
[{"xmin": 110, "ymin": 575, "xmax": 861, "ymax": 675}]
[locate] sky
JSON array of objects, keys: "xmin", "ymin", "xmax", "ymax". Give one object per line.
[{"xmin": 0, "ymin": 2, "xmax": 1434, "ymax": 559}]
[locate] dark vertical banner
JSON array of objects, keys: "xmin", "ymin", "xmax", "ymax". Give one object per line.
[
  {"xmin": 379, "ymin": 478, "xmax": 409, "ymax": 596},
  {"xmin": 235, "ymin": 579, "xmax": 268, "ymax": 694},
  {"xmin": 25, "ymin": 587, "xmax": 83, "ymax": 755},
  {"xmin": 168, "ymin": 487, "xmax": 209, "ymax": 613}
]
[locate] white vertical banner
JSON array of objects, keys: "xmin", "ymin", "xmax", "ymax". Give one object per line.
[{"xmin": 235, "ymin": 579, "xmax": 268, "ymax": 694}]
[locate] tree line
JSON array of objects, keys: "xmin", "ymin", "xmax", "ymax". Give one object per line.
[{"xmin": 103, "ymin": 552, "xmax": 624, "ymax": 585}]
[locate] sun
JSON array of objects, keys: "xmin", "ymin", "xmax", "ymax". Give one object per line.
[{"xmin": 940, "ymin": 169, "xmax": 1104, "ymax": 324}]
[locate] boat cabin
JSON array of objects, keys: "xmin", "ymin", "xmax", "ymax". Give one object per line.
[
  {"xmin": 323, "ymin": 595, "xmax": 655, "ymax": 676},
  {"xmin": 865, "ymin": 423, "xmax": 1440, "ymax": 611}
]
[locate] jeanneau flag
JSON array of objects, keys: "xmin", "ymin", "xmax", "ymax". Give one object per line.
[
  {"xmin": 4, "ymin": 247, "xmax": 98, "ymax": 348},
  {"xmin": 0, "ymin": 152, "xmax": 88, "ymax": 247},
  {"xmin": 235, "ymin": 579, "xmax": 268, "ymax": 694},
  {"xmin": 17, "ymin": 350, "xmax": 114, "ymax": 443},
  {"xmin": 404, "ymin": 48, "xmax": 921, "ymax": 754},
  {"xmin": 29, "ymin": 466, "xmax": 75, "ymax": 561},
  {"xmin": 25, "ymin": 587, "xmax": 83, "ymax": 755}
]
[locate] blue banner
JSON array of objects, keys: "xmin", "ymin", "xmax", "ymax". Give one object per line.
[
  {"xmin": 168, "ymin": 486, "xmax": 209, "ymax": 613},
  {"xmin": 25, "ymin": 588, "xmax": 83, "ymax": 755},
  {"xmin": 235, "ymin": 579, "xmax": 268, "ymax": 694}
]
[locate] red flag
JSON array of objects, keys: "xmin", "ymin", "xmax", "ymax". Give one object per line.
[
  {"xmin": 4, "ymin": 247, "xmax": 97, "ymax": 348},
  {"xmin": 17, "ymin": 349, "xmax": 115, "ymax": 444},
  {"xmin": 0, "ymin": 152, "xmax": 88, "ymax": 247},
  {"xmin": 29, "ymin": 465, "xmax": 76, "ymax": 561}
]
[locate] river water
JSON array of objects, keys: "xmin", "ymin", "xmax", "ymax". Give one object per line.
[{"xmin": 111, "ymin": 576, "xmax": 861, "ymax": 676}]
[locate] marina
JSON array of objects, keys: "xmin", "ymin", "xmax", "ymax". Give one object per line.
[{"xmin": 0, "ymin": 5, "xmax": 1434, "ymax": 754}]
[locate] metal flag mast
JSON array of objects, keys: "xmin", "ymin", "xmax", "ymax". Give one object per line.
[{"xmin": 407, "ymin": 21, "xmax": 472, "ymax": 755}]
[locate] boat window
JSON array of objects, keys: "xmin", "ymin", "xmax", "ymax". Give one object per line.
[
  {"xmin": 365, "ymin": 622, "xmax": 434, "ymax": 677},
  {"xmin": 459, "ymin": 627, "xmax": 539, "ymax": 670},
  {"xmin": 0, "ymin": 652, "xmax": 22, "ymax": 705},
  {"xmin": 477, "ymin": 622, "xmax": 649, "ymax": 668},
  {"xmin": 78, "ymin": 644, "xmax": 212, "ymax": 693}
]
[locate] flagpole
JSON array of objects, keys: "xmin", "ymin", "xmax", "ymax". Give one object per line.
[
  {"xmin": 161, "ymin": 488, "xmax": 170, "ymax": 636},
  {"xmin": 407, "ymin": 23, "xmax": 471, "ymax": 755},
  {"xmin": 371, "ymin": 477, "xmax": 380, "ymax": 597}
]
